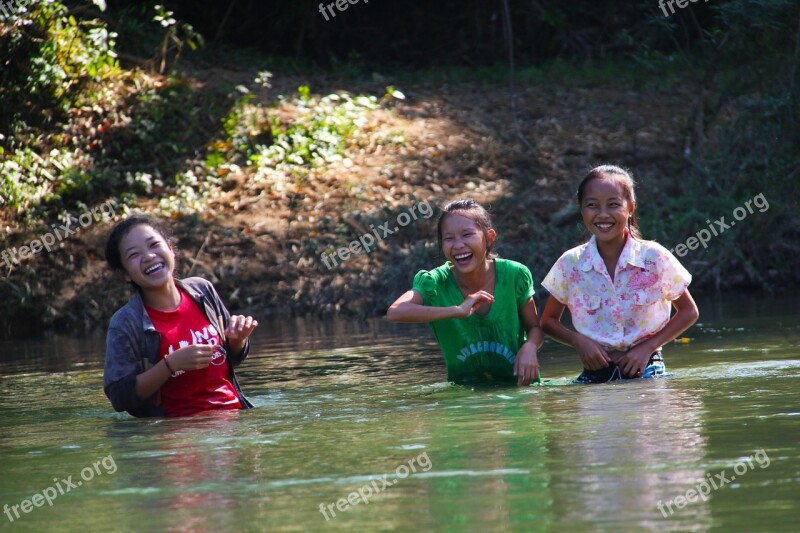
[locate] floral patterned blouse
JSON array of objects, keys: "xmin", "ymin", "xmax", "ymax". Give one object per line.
[{"xmin": 542, "ymin": 235, "xmax": 691, "ymax": 351}]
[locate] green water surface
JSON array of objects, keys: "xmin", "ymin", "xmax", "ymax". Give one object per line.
[{"xmin": 1, "ymin": 293, "xmax": 798, "ymax": 532}]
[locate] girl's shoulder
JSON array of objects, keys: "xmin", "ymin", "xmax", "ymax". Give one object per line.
[
  {"xmin": 179, "ymin": 276, "xmax": 215, "ymax": 291},
  {"xmin": 108, "ymin": 289, "xmax": 153, "ymax": 337},
  {"xmin": 554, "ymin": 241, "xmax": 593, "ymax": 266},
  {"xmin": 494, "ymin": 257, "xmax": 531, "ymax": 276},
  {"xmin": 109, "ymin": 296, "xmax": 141, "ymax": 330},
  {"xmin": 178, "ymin": 276, "xmax": 219, "ymax": 300},
  {"xmin": 412, "ymin": 263, "xmax": 456, "ymax": 303},
  {"xmin": 415, "ymin": 263, "xmax": 455, "ymax": 285}
]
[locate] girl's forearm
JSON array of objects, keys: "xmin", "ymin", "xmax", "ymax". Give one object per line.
[
  {"xmin": 227, "ymin": 338, "xmax": 247, "ymax": 357},
  {"xmin": 540, "ymin": 317, "xmax": 583, "ymax": 349},
  {"xmin": 386, "ymin": 302, "xmax": 459, "ymax": 323},
  {"xmin": 638, "ymin": 306, "xmax": 700, "ymax": 353},
  {"xmin": 526, "ymin": 326, "xmax": 545, "ymax": 349},
  {"xmin": 134, "ymin": 358, "xmax": 172, "ymax": 399}
]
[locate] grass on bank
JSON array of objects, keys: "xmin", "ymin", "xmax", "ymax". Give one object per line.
[{"xmin": 0, "ymin": 0, "xmax": 798, "ymax": 332}]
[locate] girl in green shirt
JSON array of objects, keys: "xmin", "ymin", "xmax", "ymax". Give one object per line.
[{"xmin": 387, "ymin": 199, "xmax": 543, "ymax": 385}]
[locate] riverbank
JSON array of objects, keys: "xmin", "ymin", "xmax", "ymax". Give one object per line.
[{"xmin": 1, "ymin": 61, "xmax": 797, "ymax": 335}]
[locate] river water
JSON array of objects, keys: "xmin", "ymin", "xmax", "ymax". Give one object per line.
[{"xmin": 1, "ymin": 292, "xmax": 798, "ymax": 532}]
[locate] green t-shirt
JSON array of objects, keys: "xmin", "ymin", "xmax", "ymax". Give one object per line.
[{"xmin": 412, "ymin": 258, "xmax": 537, "ymax": 384}]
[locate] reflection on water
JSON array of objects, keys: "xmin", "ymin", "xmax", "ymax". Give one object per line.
[
  {"xmin": 544, "ymin": 381, "xmax": 711, "ymax": 531},
  {"xmin": 0, "ymin": 292, "xmax": 798, "ymax": 531}
]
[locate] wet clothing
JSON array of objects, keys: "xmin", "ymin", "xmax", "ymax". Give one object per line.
[
  {"xmin": 412, "ymin": 259, "xmax": 539, "ymax": 384},
  {"xmin": 542, "ymin": 235, "xmax": 691, "ymax": 351},
  {"xmin": 104, "ymin": 277, "xmax": 252, "ymax": 417},
  {"xmin": 573, "ymin": 352, "xmax": 666, "ymax": 384},
  {"xmin": 145, "ymin": 287, "xmax": 242, "ymax": 417}
]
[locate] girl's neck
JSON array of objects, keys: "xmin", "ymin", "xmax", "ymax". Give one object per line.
[
  {"xmin": 454, "ymin": 258, "xmax": 494, "ymax": 292},
  {"xmin": 596, "ymin": 232, "xmax": 627, "ymax": 254},
  {"xmin": 595, "ymin": 232, "xmax": 628, "ymax": 274},
  {"xmin": 141, "ymin": 280, "xmax": 182, "ymax": 311}
]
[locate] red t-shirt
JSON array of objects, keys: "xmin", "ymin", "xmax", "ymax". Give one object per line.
[{"xmin": 145, "ymin": 289, "xmax": 242, "ymax": 417}]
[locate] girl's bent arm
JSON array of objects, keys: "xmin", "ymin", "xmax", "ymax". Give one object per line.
[
  {"xmin": 387, "ymin": 289, "xmax": 495, "ymax": 323},
  {"xmin": 514, "ymin": 297, "xmax": 543, "ymax": 385},
  {"xmin": 386, "ymin": 290, "xmax": 462, "ymax": 323},
  {"xmin": 134, "ymin": 359, "xmax": 173, "ymax": 400},
  {"xmin": 133, "ymin": 343, "xmax": 217, "ymax": 400},
  {"xmin": 642, "ymin": 289, "xmax": 699, "ymax": 350},
  {"xmin": 618, "ymin": 289, "xmax": 699, "ymax": 377},
  {"xmin": 520, "ymin": 297, "xmax": 544, "ymax": 349},
  {"xmin": 540, "ymin": 296, "xmax": 575, "ymax": 346},
  {"xmin": 540, "ymin": 295, "xmax": 611, "ymax": 370}
]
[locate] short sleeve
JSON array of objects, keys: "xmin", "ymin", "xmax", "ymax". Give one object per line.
[
  {"xmin": 660, "ymin": 248, "xmax": 692, "ymax": 301},
  {"xmin": 514, "ymin": 263, "xmax": 535, "ymax": 308},
  {"xmin": 412, "ymin": 269, "xmax": 438, "ymax": 305},
  {"xmin": 541, "ymin": 255, "xmax": 570, "ymax": 304}
]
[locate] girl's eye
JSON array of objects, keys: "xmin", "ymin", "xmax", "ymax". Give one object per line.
[{"xmin": 128, "ymin": 253, "xmax": 138, "ymax": 260}]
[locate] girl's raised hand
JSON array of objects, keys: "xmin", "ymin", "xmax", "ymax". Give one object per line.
[
  {"xmin": 454, "ymin": 291, "xmax": 494, "ymax": 319},
  {"xmin": 573, "ymin": 334, "xmax": 611, "ymax": 371},
  {"xmin": 225, "ymin": 315, "xmax": 259, "ymax": 341},
  {"xmin": 167, "ymin": 344, "xmax": 216, "ymax": 371}
]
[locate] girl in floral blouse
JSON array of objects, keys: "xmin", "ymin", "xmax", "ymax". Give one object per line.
[{"xmin": 540, "ymin": 165, "xmax": 699, "ymax": 383}]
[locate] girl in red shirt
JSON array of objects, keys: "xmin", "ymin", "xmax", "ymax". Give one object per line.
[{"xmin": 103, "ymin": 215, "xmax": 259, "ymax": 417}]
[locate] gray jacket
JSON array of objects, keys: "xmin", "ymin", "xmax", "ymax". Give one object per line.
[{"xmin": 103, "ymin": 277, "xmax": 254, "ymax": 417}]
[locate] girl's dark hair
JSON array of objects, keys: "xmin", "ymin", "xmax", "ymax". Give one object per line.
[
  {"xmin": 577, "ymin": 165, "xmax": 643, "ymax": 240},
  {"xmin": 105, "ymin": 215, "xmax": 176, "ymax": 273},
  {"xmin": 437, "ymin": 199, "xmax": 497, "ymax": 259}
]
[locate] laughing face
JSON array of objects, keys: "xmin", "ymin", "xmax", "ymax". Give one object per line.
[
  {"xmin": 580, "ymin": 176, "xmax": 635, "ymax": 246},
  {"xmin": 440, "ymin": 213, "xmax": 495, "ymax": 273},
  {"xmin": 118, "ymin": 224, "xmax": 176, "ymax": 290}
]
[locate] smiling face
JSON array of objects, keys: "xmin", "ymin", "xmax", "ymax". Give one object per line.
[
  {"xmin": 440, "ymin": 213, "xmax": 496, "ymax": 273},
  {"xmin": 118, "ymin": 224, "xmax": 176, "ymax": 290},
  {"xmin": 580, "ymin": 176, "xmax": 635, "ymax": 247}
]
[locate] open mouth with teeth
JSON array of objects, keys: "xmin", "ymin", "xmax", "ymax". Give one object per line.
[
  {"xmin": 452, "ymin": 252, "xmax": 474, "ymax": 265},
  {"xmin": 144, "ymin": 263, "xmax": 165, "ymax": 276},
  {"xmin": 594, "ymin": 222, "xmax": 616, "ymax": 232}
]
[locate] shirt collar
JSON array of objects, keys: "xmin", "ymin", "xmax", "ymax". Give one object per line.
[
  {"xmin": 133, "ymin": 278, "xmax": 205, "ymax": 332},
  {"xmin": 579, "ymin": 235, "xmax": 646, "ymax": 273}
]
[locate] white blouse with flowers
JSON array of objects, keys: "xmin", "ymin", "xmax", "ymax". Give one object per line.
[{"xmin": 542, "ymin": 235, "xmax": 691, "ymax": 351}]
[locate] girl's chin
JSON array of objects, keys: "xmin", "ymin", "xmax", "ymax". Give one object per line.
[
  {"xmin": 138, "ymin": 271, "xmax": 174, "ymax": 288},
  {"xmin": 592, "ymin": 229, "xmax": 626, "ymax": 241}
]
